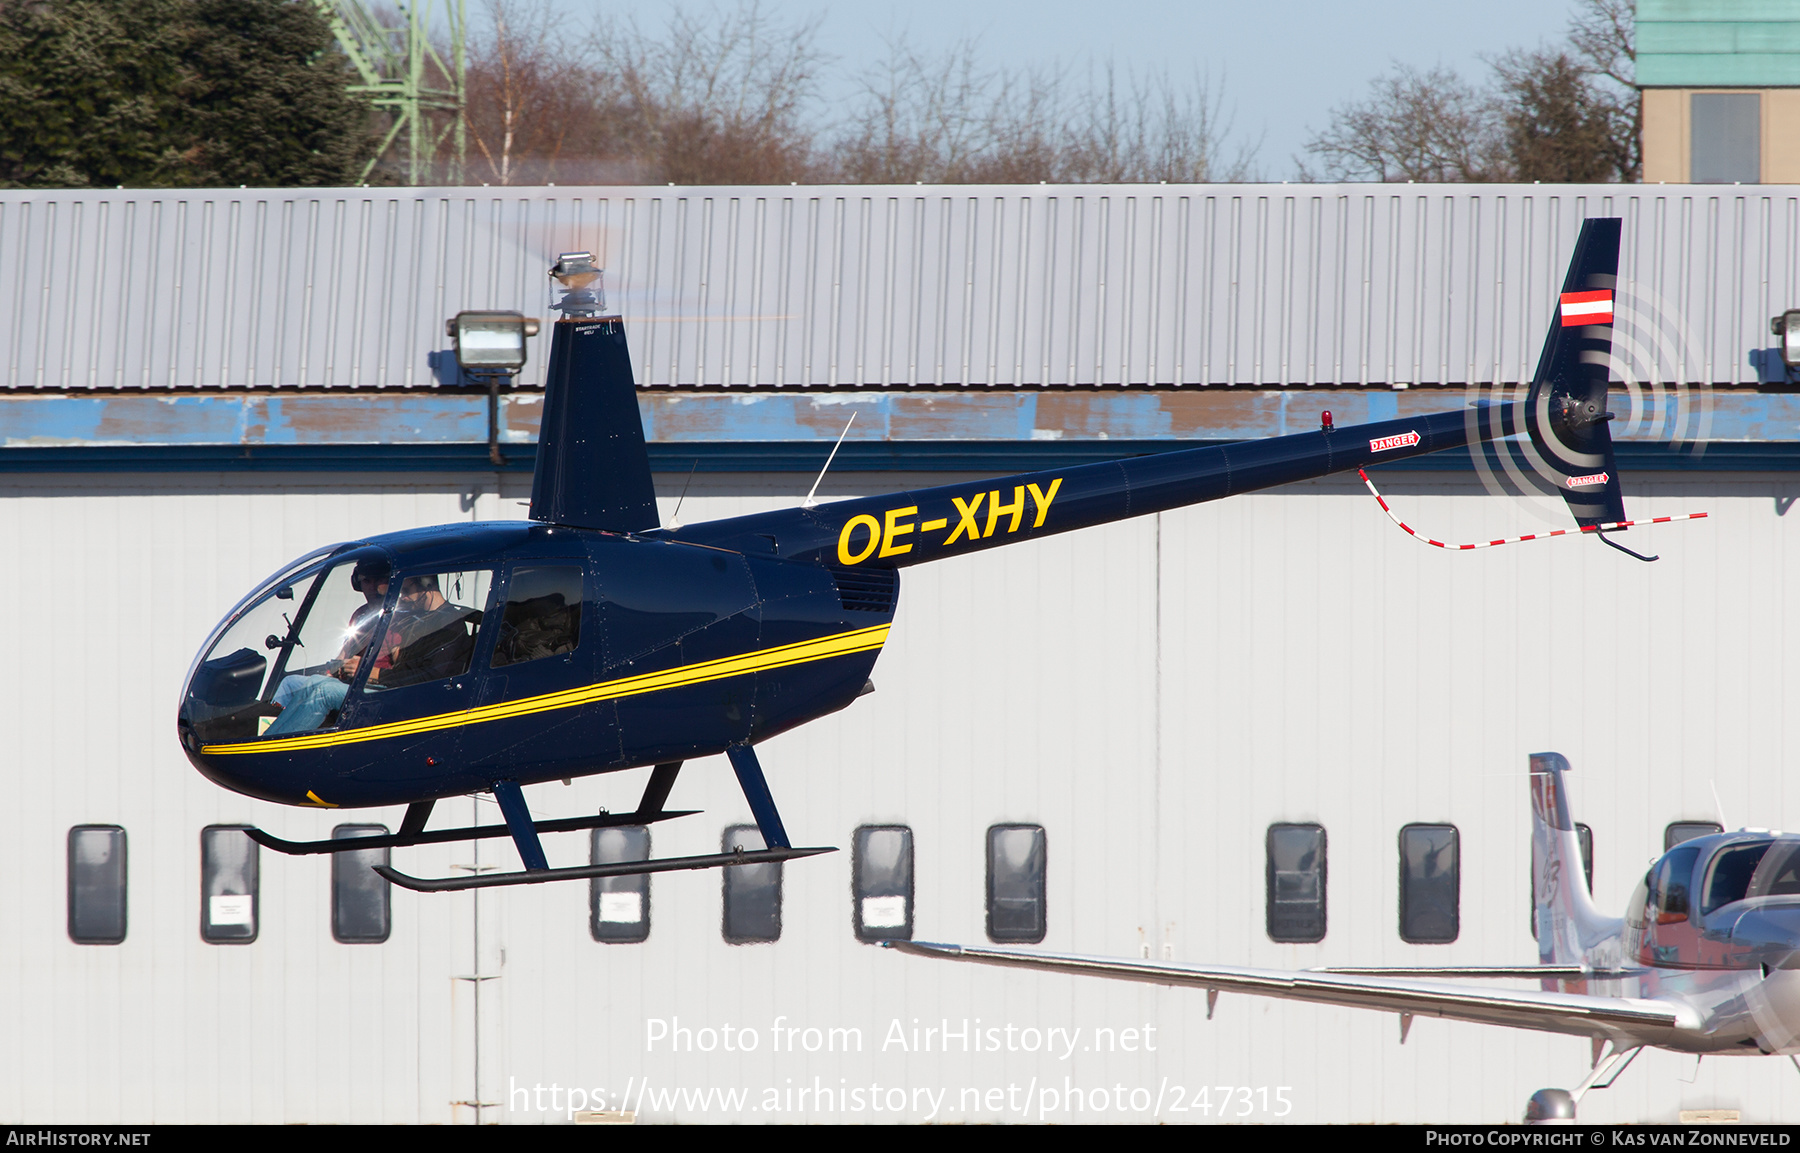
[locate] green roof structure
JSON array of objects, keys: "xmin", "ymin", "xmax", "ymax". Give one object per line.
[{"xmin": 1637, "ymin": 0, "xmax": 1800, "ymax": 87}]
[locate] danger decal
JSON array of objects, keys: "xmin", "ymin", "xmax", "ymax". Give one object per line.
[{"xmin": 1368, "ymin": 431, "xmax": 1421, "ymax": 453}]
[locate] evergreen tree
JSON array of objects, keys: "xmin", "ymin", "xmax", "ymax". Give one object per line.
[{"xmin": 0, "ymin": 0, "xmax": 375, "ymax": 189}]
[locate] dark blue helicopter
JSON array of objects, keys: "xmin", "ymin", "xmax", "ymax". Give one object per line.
[{"xmin": 177, "ymin": 219, "xmax": 1640, "ymax": 892}]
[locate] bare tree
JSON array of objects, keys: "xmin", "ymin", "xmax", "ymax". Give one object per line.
[
  {"xmin": 1301, "ymin": 1, "xmax": 1639, "ymax": 185},
  {"xmin": 1493, "ymin": 48, "xmax": 1632, "ymax": 182},
  {"xmin": 463, "ymin": 0, "xmax": 626, "ymax": 185},
  {"xmin": 834, "ymin": 40, "xmax": 1256, "ymax": 184},
  {"xmin": 1564, "ymin": 0, "xmax": 1638, "ymax": 180},
  {"xmin": 835, "ymin": 37, "xmax": 996, "ymax": 183},
  {"xmin": 1302, "ymin": 64, "xmax": 1505, "ymax": 182},
  {"xmin": 450, "ymin": 0, "xmax": 1256, "ymax": 187},
  {"xmin": 1053, "ymin": 65, "xmax": 1254, "ymax": 183},
  {"xmin": 592, "ymin": 0, "xmax": 826, "ymax": 184}
]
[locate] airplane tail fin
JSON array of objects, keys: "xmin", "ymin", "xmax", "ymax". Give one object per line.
[
  {"xmin": 529, "ymin": 314, "xmax": 661, "ymax": 533},
  {"xmin": 1529, "ymin": 752, "xmax": 1611, "ymax": 968},
  {"xmin": 1523, "ymin": 217, "xmax": 1629, "ymax": 532}
]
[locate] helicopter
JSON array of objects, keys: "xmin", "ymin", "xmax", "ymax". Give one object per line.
[{"xmin": 176, "ymin": 218, "xmax": 1646, "ymax": 893}]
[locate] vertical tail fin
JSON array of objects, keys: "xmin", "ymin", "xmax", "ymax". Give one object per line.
[
  {"xmin": 1530, "ymin": 752, "xmax": 1617, "ymax": 968},
  {"xmin": 1523, "ymin": 218, "xmax": 1628, "ymax": 530},
  {"xmin": 529, "ymin": 316, "xmax": 660, "ymax": 533}
]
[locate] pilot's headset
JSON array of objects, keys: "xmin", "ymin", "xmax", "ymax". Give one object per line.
[{"xmin": 350, "ymin": 560, "xmax": 392, "ymax": 597}]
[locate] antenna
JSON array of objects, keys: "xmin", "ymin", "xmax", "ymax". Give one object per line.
[
  {"xmin": 667, "ymin": 459, "xmax": 699, "ymax": 530},
  {"xmin": 802, "ymin": 412, "xmax": 857, "ymax": 510},
  {"xmin": 1710, "ymin": 779, "xmax": 1733, "ymax": 831}
]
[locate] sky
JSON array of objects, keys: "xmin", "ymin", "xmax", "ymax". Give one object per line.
[{"xmin": 560, "ymin": 0, "xmax": 1584, "ymax": 180}]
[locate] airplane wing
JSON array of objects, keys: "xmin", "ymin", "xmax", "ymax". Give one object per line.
[{"xmin": 887, "ymin": 941, "xmax": 1694, "ymax": 1046}]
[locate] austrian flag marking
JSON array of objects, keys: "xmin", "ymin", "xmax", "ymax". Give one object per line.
[
  {"xmin": 1559, "ymin": 289, "xmax": 1614, "ymax": 327},
  {"xmin": 1369, "ymin": 430, "xmax": 1421, "ymax": 453},
  {"xmin": 1566, "ymin": 471, "xmax": 1609, "ymax": 489}
]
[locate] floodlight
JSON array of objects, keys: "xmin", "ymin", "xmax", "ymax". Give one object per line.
[
  {"xmin": 1773, "ymin": 310, "xmax": 1800, "ymax": 369},
  {"xmin": 447, "ymin": 310, "xmax": 540, "ymax": 374}
]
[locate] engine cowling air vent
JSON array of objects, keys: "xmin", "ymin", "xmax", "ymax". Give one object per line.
[{"xmin": 826, "ymin": 564, "xmax": 899, "ymax": 613}]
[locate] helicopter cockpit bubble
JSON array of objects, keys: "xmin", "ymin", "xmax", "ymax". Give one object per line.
[{"xmin": 178, "ymin": 546, "xmax": 396, "ymax": 748}]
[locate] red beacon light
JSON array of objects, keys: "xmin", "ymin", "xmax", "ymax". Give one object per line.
[{"xmin": 1321, "ymin": 410, "xmax": 1333, "ymax": 431}]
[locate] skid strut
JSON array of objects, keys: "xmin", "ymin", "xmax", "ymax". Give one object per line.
[{"xmin": 364, "ymin": 749, "xmax": 834, "ymax": 890}]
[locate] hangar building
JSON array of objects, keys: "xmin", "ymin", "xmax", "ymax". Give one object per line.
[{"xmin": 5, "ymin": 182, "xmax": 1800, "ymax": 1124}]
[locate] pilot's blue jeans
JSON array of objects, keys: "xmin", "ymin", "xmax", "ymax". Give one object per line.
[{"xmin": 266, "ymin": 674, "xmax": 349, "ymax": 736}]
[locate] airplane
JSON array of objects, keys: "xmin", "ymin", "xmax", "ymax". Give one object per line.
[
  {"xmin": 176, "ymin": 217, "xmax": 1655, "ymax": 893},
  {"xmin": 889, "ymin": 752, "xmax": 1800, "ymax": 1123}
]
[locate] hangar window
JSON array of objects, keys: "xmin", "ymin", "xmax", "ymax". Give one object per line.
[
  {"xmin": 987, "ymin": 825, "xmax": 1047, "ymax": 944},
  {"xmin": 1690, "ymin": 93, "xmax": 1760, "ymax": 184},
  {"xmin": 201, "ymin": 825, "xmax": 260, "ymax": 944},
  {"xmin": 331, "ymin": 825, "xmax": 391, "ymax": 944},
  {"xmin": 1266, "ymin": 824, "xmax": 1326, "ymax": 944},
  {"xmin": 491, "ymin": 566, "xmax": 583, "ymax": 668},
  {"xmin": 591, "ymin": 826, "xmax": 651, "ymax": 944},
  {"xmin": 1529, "ymin": 823, "xmax": 1593, "ymax": 939},
  {"xmin": 1666, "ymin": 822, "xmax": 1722, "ymax": 851},
  {"xmin": 68, "ymin": 826, "xmax": 127, "ymax": 945},
  {"xmin": 722, "ymin": 825, "xmax": 781, "ymax": 944},
  {"xmin": 1399, "ymin": 824, "xmax": 1460, "ymax": 944},
  {"xmin": 854, "ymin": 826, "xmax": 914, "ymax": 943}
]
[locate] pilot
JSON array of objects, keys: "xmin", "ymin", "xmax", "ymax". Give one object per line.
[
  {"xmin": 385, "ymin": 573, "xmax": 478, "ymax": 684},
  {"xmin": 264, "ymin": 560, "xmax": 395, "ymax": 736}
]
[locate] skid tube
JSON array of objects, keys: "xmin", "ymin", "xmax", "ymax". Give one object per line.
[
  {"xmin": 245, "ymin": 807, "xmax": 700, "ymax": 856},
  {"xmin": 376, "ymin": 845, "xmax": 836, "ymax": 892}
]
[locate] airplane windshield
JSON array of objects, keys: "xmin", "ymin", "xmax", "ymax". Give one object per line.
[
  {"xmin": 1748, "ymin": 841, "xmax": 1800, "ymax": 900},
  {"xmin": 1701, "ymin": 840, "xmax": 1773, "ymax": 915},
  {"xmin": 1648, "ymin": 844, "xmax": 1702, "ymax": 923}
]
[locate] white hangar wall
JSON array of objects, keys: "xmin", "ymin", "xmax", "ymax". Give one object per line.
[{"xmin": 0, "ymin": 469, "xmax": 1797, "ymax": 1125}]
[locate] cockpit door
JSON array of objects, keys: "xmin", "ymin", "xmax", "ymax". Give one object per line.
[{"xmin": 334, "ymin": 568, "xmax": 495, "ymax": 790}]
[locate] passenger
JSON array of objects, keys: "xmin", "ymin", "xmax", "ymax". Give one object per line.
[{"xmin": 265, "ymin": 560, "xmax": 394, "ymax": 736}]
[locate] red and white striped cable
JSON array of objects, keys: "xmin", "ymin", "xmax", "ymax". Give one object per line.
[{"xmin": 1357, "ymin": 468, "xmax": 1707, "ymax": 551}]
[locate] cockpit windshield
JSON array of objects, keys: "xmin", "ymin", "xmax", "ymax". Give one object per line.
[
  {"xmin": 1749, "ymin": 841, "xmax": 1800, "ymax": 901},
  {"xmin": 1701, "ymin": 839, "xmax": 1774, "ymax": 915},
  {"xmin": 179, "ymin": 548, "xmax": 391, "ymax": 746},
  {"xmin": 1648, "ymin": 844, "xmax": 1702, "ymax": 923}
]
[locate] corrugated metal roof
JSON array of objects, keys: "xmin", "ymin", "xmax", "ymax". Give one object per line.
[{"xmin": 1, "ymin": 183, "xmax": 1793, "ymax": 391}]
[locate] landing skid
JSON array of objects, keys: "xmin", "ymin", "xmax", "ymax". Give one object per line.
[
  {"xmin": 309, "ymin": 746, "xmax": 831, "ymax": 892},
  {"xmin": 244, "ymin": 807, "xmax": 700, "ymax": 857},
  {"xmin": 377, "ymin": 845, "xmax": 834, "ymax": 892}
]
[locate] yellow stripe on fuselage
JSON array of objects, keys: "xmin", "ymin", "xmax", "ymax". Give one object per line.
[{"xmin": 201, "ymin": 623, "xmax": 890, "ymax": 756}]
